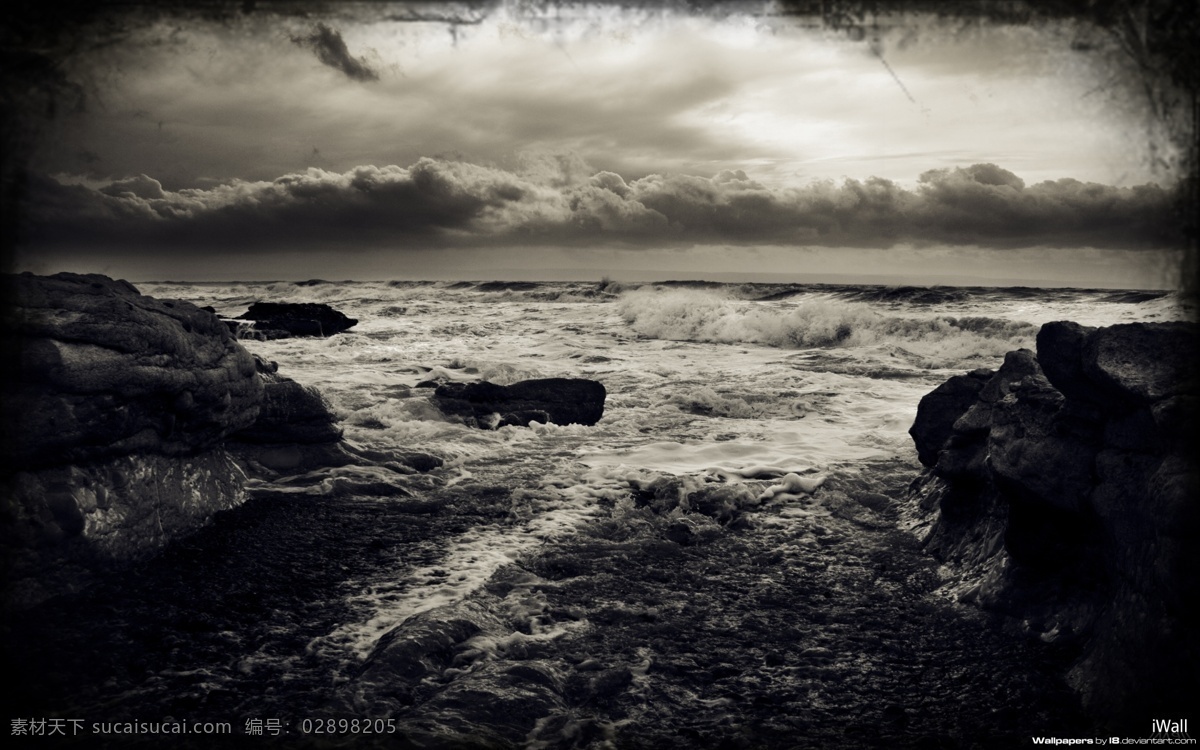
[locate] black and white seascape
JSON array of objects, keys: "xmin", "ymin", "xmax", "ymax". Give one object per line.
[{"xmin": 2, "ymin": 2, "xmax": 1197, "ymax": 749}]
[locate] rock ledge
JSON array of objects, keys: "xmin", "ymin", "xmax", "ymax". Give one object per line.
[{"xmin": 907, "ymin": 320, "xmax": 1198, "ymax": 728}]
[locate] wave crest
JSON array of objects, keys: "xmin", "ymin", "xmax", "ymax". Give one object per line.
[{"xmin": 618, "ymin": 288, "xmax": 1038, "ymax": 367}]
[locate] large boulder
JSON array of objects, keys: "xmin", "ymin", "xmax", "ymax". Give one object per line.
[
  {"xmin": 0, "ymin": 273, "xmax": 434, "ymax": 607},
  {"xmin": 907, "ymin": 320, "xmax": 1199, "ymax": 729},
  {"xmin": 225, "ymin": 356, "xmax": 348, "ymax": 475},
  {"xmin": 1035, "ymin": 321, "xmax": 1101, "ymax": 403},
  {"xmin": 234, "ymin": 302, "xmax": 357, "ymax": 339},
  {"xmin": 1083, "ymin": 322, "xmax": 1196, "ymax": 404},
  {"xmin": 0, "ymin": 272, "xmax": 264, "ymax": 607},
  {"xmin": 434, "ymin": 378, "xmax": 606, "ymax": 428},
  {"xmin": 1, "ymin": 272, "xmax": 262, "ymax": 469},
  {"xmin": 233, "ymin": 360, "xmax": 343, "ymax": 446}
]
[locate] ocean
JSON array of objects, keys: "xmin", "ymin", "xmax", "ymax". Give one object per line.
[{"xmin": 7, "ymin": 279, "xmax": 1190, "ymax": 748}]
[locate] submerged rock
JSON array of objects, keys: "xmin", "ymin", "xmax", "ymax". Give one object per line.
[
  {"xmin": 234, "ymin": 301, "xmax": 357, "ymax": 339},
  {"xmin": 907, "ymin": 319, "xmax": 1199, "ymax": 729},
  {"xmin": 340, "ymin": 585, "xmax": 575, "ymax": 745},
  {"xmin": 434, "ymin": 378, "xmax": 606, "ymax": 427}
]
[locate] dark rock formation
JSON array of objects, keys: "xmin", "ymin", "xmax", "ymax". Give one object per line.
[
  {"xmin": 2, "ymin": 273, "xmax": 441, "ymax": 607},
  {"xmin": 908, "ymin": 367, "xmax": 993, "ymax": 468},
  {"xmin": 235, "ymin": 364, "xmax": 344, "ymax": 446},
  {"xmin": 2, "ymin": 452, "xmax": 247, "ymax": 605},
  {"xmin": 223, "ymin": 355, "xmax": 345, "ymax": 475},
  {"xmin": 234, "ymin": 301, "xmax": 357, "ymax": 339},
  {"xmin": 434, "ymin": 378, "xmax": 606, "ymax": 428},
  {"xmin": 225, "ymin": 355, "xmax": 440, "ymax": 479},
  {"xmin": 907, "ymin": 320, "xmax": 1199, "ymax": 730},
  {"xmin": 1, "ymin": 272, "xmax": 262, "ymax": 470},
  {"xmin": 1, "ymin": 273, "xmax": 263, "ymax": 606}
]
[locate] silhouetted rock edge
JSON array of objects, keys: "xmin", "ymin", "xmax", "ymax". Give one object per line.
[{"xmin": 906, "ymin": 320, "xmax": 1199, "ymax": 730}]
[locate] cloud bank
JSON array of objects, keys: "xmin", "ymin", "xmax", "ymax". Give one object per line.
[{"xmin": 25, "ymin": 160, "xmax": 1176, "ymax": 255}]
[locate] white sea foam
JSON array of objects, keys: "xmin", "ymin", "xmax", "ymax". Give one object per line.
[
  {"xmin": 617, "ymin": 287, "xmax": 1040, "ymax": 369},
  {"xmin": 142, "ymin": 278, "xmax": 1187, "ymax": 673},
  {"xmin": 308, "ymin": 480, "xmax": 608, "ymax": 662}
]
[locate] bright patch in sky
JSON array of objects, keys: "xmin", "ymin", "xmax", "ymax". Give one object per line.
[{"xmin": 13, "ymin": 3, "xmax": 1186, "ymax": 287}]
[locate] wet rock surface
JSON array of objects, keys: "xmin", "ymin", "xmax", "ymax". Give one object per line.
[
  {"xmin": 0, "ymin": 451, "xmax": 248, "ymax": 608},
  {"xmin": 233, "ymin": 367, "xmax": 344, "ymax": 446},
  {"xmin": 908, "ymin": 367, "xmax": 992, "ymax": 468},
  {"xmin": 0, "ymin": 274, "xmax": 431, "ymax": 610},
  {"xmin": 234, "ymin": 302, "xmax": 358, "ymax": 339},
  {"xmin": 1, "ymin": 273, "xmax": 262, "ymax": 607},
  {"xmin": 908, "ymin": 320, "xmax": 1199, "ymax": 730},
  {"xmin": 435, "ymin": 378, "xmax": 606, "ymax": 428}
]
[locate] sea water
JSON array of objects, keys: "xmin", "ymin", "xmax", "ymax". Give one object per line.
[
  {"xmin": 13, "ymin": 279, "xmax": 1190, "ymax": 746},
  {"xmin": 142, "ymin": 280, "xmax": 1186, "ymax": 652}
]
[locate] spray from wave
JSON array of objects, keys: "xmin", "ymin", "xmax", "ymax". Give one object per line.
[{"xmin": 617, "ymin": 288, "xmax": 1039, "ymax": 368}]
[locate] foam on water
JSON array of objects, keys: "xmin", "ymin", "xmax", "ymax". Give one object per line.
[
  {"xmin": 308, "ymin": 478, "xmax": 610, "ymax": 663},
  {"xmin": 617, "ymin": 287, "xmax": 1040, "ymax": 369},
  {"xmin": 580, "ymin": 440, "xmax": 818, "ymax": 476},
  {"xmin": 139, "ymin": 278, "xmax": 1188, "ymax": 676}
]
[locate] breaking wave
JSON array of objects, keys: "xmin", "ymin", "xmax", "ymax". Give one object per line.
[{"xmin": 618, "ymin": 288, "xmax": 1038, "ymax": 366}]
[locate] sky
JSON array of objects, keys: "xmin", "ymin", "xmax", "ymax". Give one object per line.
[{"xmin": 11, "ymin": 1, "xmax": 1188, "ymax": 288}]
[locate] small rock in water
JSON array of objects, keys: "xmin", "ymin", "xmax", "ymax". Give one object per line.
[
  {"xmin": 235, "ymin": 302, "xmax": 357, "ymax": 338},
  {"xmin": 665, "ymin": 520, "xmax": 697, "ymax": 545},
  {"xmin": 434, "ymin": 378, "xmax": 606, "ymax": 427}
]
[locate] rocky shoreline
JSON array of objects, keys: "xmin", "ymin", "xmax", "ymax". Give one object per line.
[
  {"xmin": 907, "ymin": 319, "xmax": 1198, "ymax": 729},
  {"xmin": 0, "ymin": 273, "xmax": 608, "ymax": 608},
  {"xmin": 1, "ymin": 273, "xmax": 260, "ymax": 607},
  {"xmin": 2, "ymin": 272, "xmax": 1195, "ymax": 742},
  {"xmin": 0, "ymin": 273, "xmax": 429, "ymax": 608}
]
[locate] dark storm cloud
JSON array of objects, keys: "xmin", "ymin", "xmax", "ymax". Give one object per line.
[
  {"xmin": 24, "ymin": 161, "xmax": 1177, "ymax": 255},
  {"xmin": 910, "ymin": 165, "xmax": 1172, "ymax": 246},
  {"xmin": 290, "ymin": 23, "xmax": 379, "ymax": 82},
  {"xmin": 25, "ymin": 161, "xmax": 540, "ymax": 250}
]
